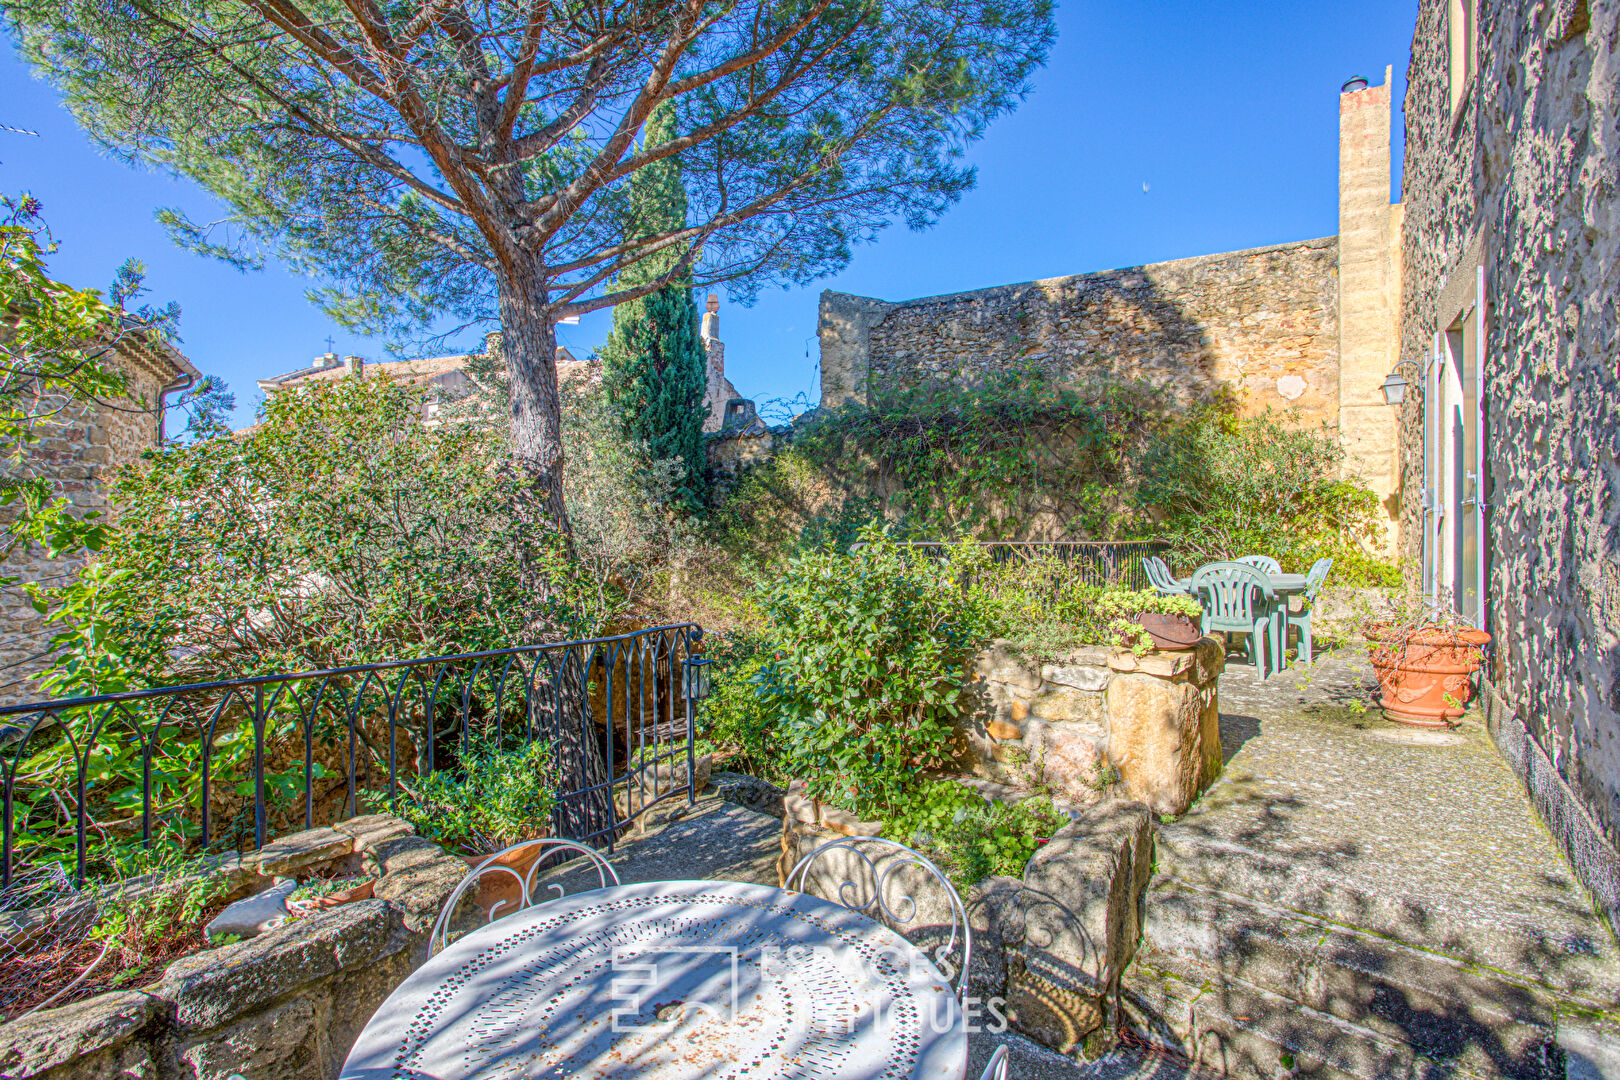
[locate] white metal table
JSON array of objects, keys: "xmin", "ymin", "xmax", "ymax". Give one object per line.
[{"xmin": 340, "ymin": 879, "xmax": 967, "ymax": 1080}]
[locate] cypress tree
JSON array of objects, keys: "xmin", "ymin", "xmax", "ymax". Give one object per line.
[{"xmin": 599, "ymin": 103, "xmax": 707, "ymax": 508}]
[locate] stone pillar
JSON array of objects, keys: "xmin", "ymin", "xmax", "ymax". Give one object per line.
[
  {"xmin": 817, "ymin": 291, "xmax": 893, "ymax": 409},
  {"xmin": 701, "ymin": 293, "xmax": 727, "ymax": 433},
  {"xmin": 1337, "ymin": 66, "xmax": 1403, "ymax": 555}
]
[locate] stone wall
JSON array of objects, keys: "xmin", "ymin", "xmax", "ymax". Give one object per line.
[
  {"xmin": 1398, "ymin": 0, "xmax": 1620, "ymax": 927},
  {"xmin": 962, "ymin": 638, "xmax": 1226, "ymax": 817},
  {"xmin": 0, "ymin": 818, "xmax": 470, "ymax": 1080},
  {"xmin": 779, "ymin": 796, "xmax": 1155, "ymax": 1059},
  {"xmin": 0, "ymin": 346, "xmax": 183, "ymax": 707},
  {"xmin": 818, "ymin": 238, "xmax": 1341, "ymax": 425}
]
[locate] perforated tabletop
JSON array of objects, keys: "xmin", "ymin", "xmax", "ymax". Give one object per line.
[{"xmin": 340, "ymin": 879, "xmax": 967, "ymax": 1080}]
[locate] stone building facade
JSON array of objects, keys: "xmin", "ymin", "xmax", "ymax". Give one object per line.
[
  {"xmin": 1397, "ymin": 0, "xmax": 1620, "ymax": 927},
  {"xmin": 819, "ymin": 75, "xmax": 1408, "ymax": 553},
  {"xmin": 0, "ymin": 333, "xmax": 200, "ymax": 706}
]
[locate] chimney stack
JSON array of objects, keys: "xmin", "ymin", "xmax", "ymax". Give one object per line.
[
  {"xmin": 344, "ymin": 355, "xmax": 365, "ymax": 377},
  {"xmin": 702, "ymin": 294, "xmax": 720, "ymax": 342}
]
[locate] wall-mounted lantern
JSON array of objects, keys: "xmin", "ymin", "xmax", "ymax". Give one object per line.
[{"xmin": 1379, "ymin": 368, "xmax": 1411, "ymax": 405}]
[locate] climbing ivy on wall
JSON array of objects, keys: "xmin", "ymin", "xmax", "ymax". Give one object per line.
[{"xmin": 707, "ymin": 369, "xmax": 1398, "ymax": 587}]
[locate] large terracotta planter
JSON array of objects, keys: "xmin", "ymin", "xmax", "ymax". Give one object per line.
[{"xmin": 1365, "ymin": 625, "xmax": 1491, "ymax": 728}]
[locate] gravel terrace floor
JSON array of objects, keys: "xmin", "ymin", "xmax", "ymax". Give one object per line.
[{"xmin": 1185, "ymin": 648, "xmax": 1619, "ymax": 1004}]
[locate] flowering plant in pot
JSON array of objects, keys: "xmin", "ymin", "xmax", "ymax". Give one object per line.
[{"xmin": 1362, "ymin": 592, "xmax": 1490, "ymax": 728}]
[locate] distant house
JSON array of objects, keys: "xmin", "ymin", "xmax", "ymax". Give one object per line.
[
  {"xmin": 256, "ymin": 337, "xmax": 583, "ymax": 425},
  {"xmin": 0, "ymin": 330, "xmax": 201, "ymax": 706},
  {"xmin": 258, "ymin": 305, "xmax": 752, "ymax": 433}
]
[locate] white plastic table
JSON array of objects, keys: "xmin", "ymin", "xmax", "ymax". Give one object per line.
[{"xmin": 339, "ymin": 879, "xmax": 967, "ymax": 1080}]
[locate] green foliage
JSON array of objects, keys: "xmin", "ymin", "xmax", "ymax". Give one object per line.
[
  {"xmin": 695, "ymin": 632, "xmax": 782, "ymax": 782},
  {"xmin": 755, "ymin": 526, "xmax": 989, "ymax": 811},
  {"xmin": 6, "ymin": 377, "xmax": 601, "ymax": 875},
  {"xmin": 26, "ymin": 376, "xmax": 609, "ymax": 696},
  {"xmin": 884, "ymin": 780, "xmax": 1066, "ymax": 897},
  {"xmin": 390, "ymin": 738, "xmax": 557, "ymax": 856},
  {"xmin": 1136, "ymin": 407, "xmax": 1397, "ymax": 585},
  {"xmin": 88, "ymin": 869, "xmax": 228, "ymax": 981},
  {"xmin": 599, "ymin": 103, "xmax": 708, "ymax": 508},
  {"xmin": 752, "ymin": 370, "xmax": 1164, "ymax": 542}
]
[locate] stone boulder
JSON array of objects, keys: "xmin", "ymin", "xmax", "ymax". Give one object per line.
[{"xmin": 1011, "ymin": 798, "xmax": 1153, "ymax": 1057}]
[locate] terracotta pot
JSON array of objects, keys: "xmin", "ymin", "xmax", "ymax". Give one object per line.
[
  {"xmin": 461, "ymin": 842, "xmax": 548, "ymax": 918},
  {"xmin": 285, "ymin": 878, "xmax": 374, "ymax": 916},
  {"xmin": 1365, "ymin": 625, "xmax": 1491, "ymax": 728},
  {"xmin": 1134, "ymin": 611, "xmax": 1202, "ymax": 651}
]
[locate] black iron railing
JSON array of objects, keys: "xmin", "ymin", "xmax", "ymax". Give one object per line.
[
  {"xmin": 901, "ymin": 540, "xmax": 1170, "ymax": 590},
  {"xmin": 0, "ymin": 623, "xmax": 704, "ymax": 887}
]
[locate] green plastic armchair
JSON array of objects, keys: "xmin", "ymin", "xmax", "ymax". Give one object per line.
[
  {"xmin": 1236, "ymin": 555, "xmax": 1282, "ymax": 574},
  {"xmin": 1144, "ymin": 556, "xmax": 1190, "ymax": 595},
  {"xmin": 1190, "ymin": 562, "xmax": 1281, "ymax": 679},
  {"xmin": 1286, "ymin": 557, "xmax": 1334, "ymax": 667}
]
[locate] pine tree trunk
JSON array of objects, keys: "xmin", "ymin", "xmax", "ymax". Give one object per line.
[{"xmin": 498, "ymin": 265, "xmax": 572, "ymax": 537}]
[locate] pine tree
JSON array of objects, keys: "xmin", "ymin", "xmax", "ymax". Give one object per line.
[{"xmin": 599, "ymin": 104, "xmax": 708, "ymax": 508}]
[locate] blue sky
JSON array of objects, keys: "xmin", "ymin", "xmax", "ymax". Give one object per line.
[{"xmin": 0, "ymin": 1, "xmax": 1413, "ymax": 426}]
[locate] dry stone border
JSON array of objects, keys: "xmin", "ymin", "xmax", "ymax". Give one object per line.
[
  {"xmin": 0, "ymin": 817, "xmax": 470, "ymax": 1080},
  {"xmin": 780, "ymin": 796, "xmax": 1157, "ymax": 1061}
]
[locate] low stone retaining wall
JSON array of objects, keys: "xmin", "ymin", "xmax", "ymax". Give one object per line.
[
  {"xmin": 0, "ymin": 820, "xmax": 470, "ymax": 1080},
  {"xmin": 779, "ymin": 797, "xmax": 1156, "ymax": 1059},
  {"xmin": 962, "ymin": 637, "xmax": 1226, "ymax": 816}
]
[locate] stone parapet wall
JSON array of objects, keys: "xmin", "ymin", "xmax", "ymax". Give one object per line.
[
  {"xmin": 0, "ymin": 819, "xmax": 469, "ymax": 1080},
  {"xmin": 963, "ymin": 638, "xmax": 1225, "ymax": 816},
  {"xmin": 818, "ymin": 238, "xmax": 1340, "ymax": 426}
]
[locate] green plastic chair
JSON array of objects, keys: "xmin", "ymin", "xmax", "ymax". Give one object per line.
[
  {"xmin": 1286, "ymin": 557, "xmax": 1334, "ymax": 667},
  {"xmin": 1190, "ymin": 562, "xmax": 1281, "ymax": 678},
  {"xmin": 1144, "ymin": 556, "xmax": 1190, "ymax": 595},
  {"xmin": 1236, "ymin": 555, "xmax": 1282, "ymax": 574}
]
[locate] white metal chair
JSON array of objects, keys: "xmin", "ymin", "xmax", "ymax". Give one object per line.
[
  {"xmin": 785, "ymin": 835, "xmax": 972, "ymax": 999},
  {"xmin": 429, "ymin": 838, "xmax": 619, "ymax": 954},
  {"xmin": 979, "ymin": 1045, "xmax": 1010, "ymax": 1080}
]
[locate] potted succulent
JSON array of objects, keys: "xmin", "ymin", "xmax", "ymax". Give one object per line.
[
  {"xmin": 1094, "ymin": 589, "xmax": 1205, "ymax": 652},
  {"xmin": 1362, "ymin": 595, "xmax": 1490, "ymax": 728}
]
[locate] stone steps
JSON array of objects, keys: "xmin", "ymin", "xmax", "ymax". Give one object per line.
[
  {"xmin": 1154, "ymin": 829, "xmax": 1620, "ymax": 1005},
  {"xmin": 1120, "ymin": 879, "xmax": 1575, "ymax": 1079}
]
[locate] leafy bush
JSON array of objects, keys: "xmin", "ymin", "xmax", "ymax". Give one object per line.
[
  {"xmin": 884, "ymin": 780, "xmax": 1067, "ymax": 897},
  {"xmin": 390, "ymin": 738, "xmax": 557, "ymax": 856},
  {"xmin": 755, "ymin": 526, "xmax": 990, "ymax": 811},
  {"xmin": 1136, "ymin": 407, "xmax": 1397, "ymax": 585},
  {"xmin": 695, "ymin": 631, "xmax": 783, "ymax": 781}
]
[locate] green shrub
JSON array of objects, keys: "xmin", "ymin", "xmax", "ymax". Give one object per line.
[
  {"xmin": 389, "ymin": 738, "xmax": 557, "ymax": 856},
  {"xmin": 1136, "ymin": 407, "xmax": 1398, "ymax": 586},
  {"xmin": 756, "ymin": 526, "xmax": 989, "ymax": 812},
  {"xmin": 884, "ymin": 780, "xmax": 1067, "ymax": 897},
  {"xmin": 695, "ymin": 631, "xmax": 783, "ymax": 781}
]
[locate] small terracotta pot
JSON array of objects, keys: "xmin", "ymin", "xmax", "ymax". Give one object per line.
[
  {"xmin": 285, "ymin": 878, "xmax": 375, "ymax": 916},
  {"xmin": 1134, "ymin": 612, "xmax": 1202, "ymax": 651},
  {"xmin": 1365, "ymin": 625, "xmax": 1491, "ymax": 727}
]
